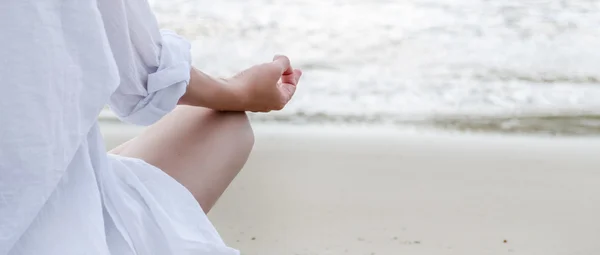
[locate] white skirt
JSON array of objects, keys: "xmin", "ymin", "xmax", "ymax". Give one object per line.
[{"xmin": 102, "ymin": 155, "xmax": 239, "ymax": 255}]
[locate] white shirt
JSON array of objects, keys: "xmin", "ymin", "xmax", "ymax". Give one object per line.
[{"xmin": 0, "ymin": 1, "xmax": 238, "ymax": 254}]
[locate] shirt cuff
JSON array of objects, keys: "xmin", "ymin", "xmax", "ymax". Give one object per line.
[{"xmin": 124, "ymin": 30, "xmax": 191, "ymax": 126}]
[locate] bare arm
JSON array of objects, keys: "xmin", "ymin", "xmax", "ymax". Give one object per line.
[
  {"xmin": 178, "ymin": 67, "xmax": 243, "ymax": 111},
  {"xmin": 178, "ymin": 56, "xmax": 302, "ymax": 113}
]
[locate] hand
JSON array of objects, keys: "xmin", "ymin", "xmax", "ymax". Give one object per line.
[{"xmin": 228, "ymin": 55, "xmax": 302, "ymax": 112}]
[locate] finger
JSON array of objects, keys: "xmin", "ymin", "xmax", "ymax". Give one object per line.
[
  {"xmin": 272, "ymin": 55, "xmax": 293, "ymax": 75},
  {"xmin": 293, "ymin": 69, "xmax": 302, "ymax": 84},
  {"xmin": 280, "ymin": 73, "xmax": 296, "ymax": 86},
  {"xmin": 280, "ymin": 69, "xmax": 303, "ymax": 86},
  {"xmin": 279, "ymin": 82, "xmax": 296, "ymax": 102}
]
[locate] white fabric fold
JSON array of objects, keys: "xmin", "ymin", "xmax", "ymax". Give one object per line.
[
  {"xmin": 147, "ymin": 31, "xmax": 192, "ymax": 93},
  {"xmin": 119, "ymin": 30, "xmax": 191, "ymax": 126},
  {"xmin": 103, "ymin": 155, "xmax": 240, "ymax": 255},
  {"xmin": 101, "ymin": 0, "xmax": 192, "ymax": 126}
]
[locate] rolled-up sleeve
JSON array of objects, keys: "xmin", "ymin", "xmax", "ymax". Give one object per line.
[{"xmin": 98, "ymin": 0, "xmax": 191, "ymax": 126}]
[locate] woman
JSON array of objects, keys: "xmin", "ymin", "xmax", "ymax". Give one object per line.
[{"xmin": 0, "ymin": 0, "xmax": 301, "ymax": 254}]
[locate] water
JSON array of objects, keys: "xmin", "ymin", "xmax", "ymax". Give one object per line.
[{"xmin": 149, "ymin": 0, "xmax": 600, "ymax": 135}]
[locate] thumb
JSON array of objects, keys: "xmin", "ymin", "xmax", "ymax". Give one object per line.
[{"xmin": 272, "ymin": 55, "xmax": 293, "ymax": 75}]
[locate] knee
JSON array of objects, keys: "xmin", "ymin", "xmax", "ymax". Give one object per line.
[
  {"xmin": 229, "ymin": 112, "xmax": 255, "ymax": 153},
  {"xmin": 212, "ymin": 110, "xmax": 255, "ymax": 153},
  {"xmin": 171, "ymin": 106, "xmax": 255, "ymax": 154}
]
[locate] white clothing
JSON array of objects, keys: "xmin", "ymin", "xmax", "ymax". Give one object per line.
[{"xmin": 0, "ymin": 0, "xmax": 238, "ymax": 254}]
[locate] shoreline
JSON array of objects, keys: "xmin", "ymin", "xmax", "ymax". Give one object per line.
[{"xmin": 99, "ymin": 109, "xmax": 600, "ymax": 137}]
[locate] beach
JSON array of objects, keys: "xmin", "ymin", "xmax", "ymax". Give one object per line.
[
  {"xmin": 96, "ymin": 1, "xmax": 600, "ymax": 253},
  {"xmin": 101, "ymin": 122, "xmax": 600, "ymax": 255}
]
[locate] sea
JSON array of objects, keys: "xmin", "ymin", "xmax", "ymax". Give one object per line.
[{"xmin": 147, "ymin": 0, "xmax": 600, "ymax": 135}]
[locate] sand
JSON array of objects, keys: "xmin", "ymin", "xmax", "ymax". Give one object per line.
[{"xmin": 100, "ymin": 123, "xmax": 600, "ymax": 255}]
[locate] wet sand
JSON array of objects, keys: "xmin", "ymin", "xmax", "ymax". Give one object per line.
[{"xmin": 101, "ymin": 123, "xmax": 600, "ymax": 255}]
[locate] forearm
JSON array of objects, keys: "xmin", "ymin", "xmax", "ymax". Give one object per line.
[{"xmin": 178, "ymin": 67, "xmax": 244, "ymax": 111}]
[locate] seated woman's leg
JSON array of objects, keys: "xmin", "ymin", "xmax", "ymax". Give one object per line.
[{"xmin": 110, "ymin": 106, "xmax": 254, "ymax": 213}]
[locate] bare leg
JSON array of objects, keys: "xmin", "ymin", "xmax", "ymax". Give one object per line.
[{"xmin": 110, "ymin": 106, "xmax": 254, "ymax": 213}]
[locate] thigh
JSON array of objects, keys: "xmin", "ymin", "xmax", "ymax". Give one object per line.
[{"xmin": 110, "ymin": 106, "xmax": 254, "ymax": 212}]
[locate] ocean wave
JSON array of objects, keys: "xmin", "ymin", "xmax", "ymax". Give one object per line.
[{"xmin": 141, "ymin": 0, "xmax": 600, "ymax": 136}]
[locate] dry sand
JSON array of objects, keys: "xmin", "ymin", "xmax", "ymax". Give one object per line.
[{"xmin": 101, "ymin": 123, "xmax": 600, "ymax": 255}]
